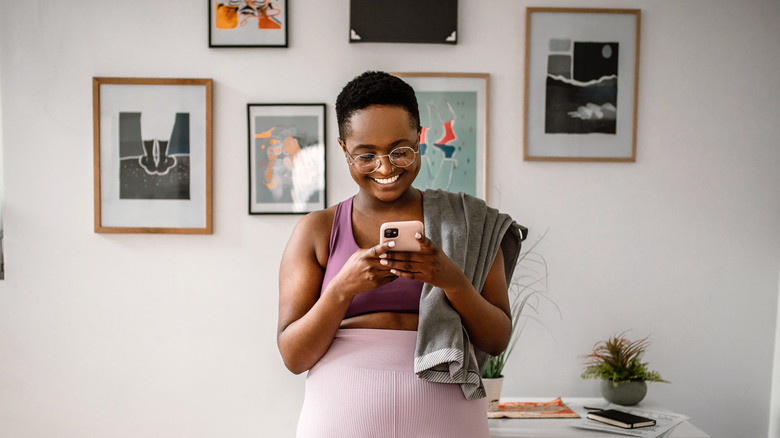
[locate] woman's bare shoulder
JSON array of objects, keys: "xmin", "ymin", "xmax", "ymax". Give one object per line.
[
  {"xmin": 285, "ymin": 205, "xmax": 338, "ymax": 266},
  {"xmin": 294, "ymin": 205, "xmax": 337, "ymax": 236}
]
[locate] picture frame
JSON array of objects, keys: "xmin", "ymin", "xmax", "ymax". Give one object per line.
[
  {"xmin": 247, "ymin": 103, "xmax": 326, "ymax": 214},
  {"xmin": 393, "ymin": 73, "xmax": 489, "ymax": 201},
  {"xmin": 208, "ymin": 0, "xmax": 288, "ymax": 48},
  {"xmin": 93, "ymin": 77, "xmax": 213, "ymax": 234},
  {"xmin": 349, "ymin": 0, "xmax": 457, "ymax": 44},
  {"xmin": 523, "ymin": 8, "xmax": 641, "ymax": 162}
]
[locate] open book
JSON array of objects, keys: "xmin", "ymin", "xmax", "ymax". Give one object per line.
[{"xmin": 488, "ymin": 397, "xmax": 580, "ymax": 419}]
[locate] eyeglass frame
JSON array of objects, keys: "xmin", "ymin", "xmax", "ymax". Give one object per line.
[{"xmin": 343, "ymin": 145, "xmax": 421, "ymax": 174}]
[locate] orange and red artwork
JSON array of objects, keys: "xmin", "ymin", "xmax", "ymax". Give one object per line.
[
  {"xmin": 210, "ymin": 0, "xmax": 287, "ymax": 47},
  {"xmin": 248, "ymin": 104, "xmax": 325, "ymax": 214}
]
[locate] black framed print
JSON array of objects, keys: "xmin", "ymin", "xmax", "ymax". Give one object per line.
[
  {"xmin": 247, "ymin": 103, "xmax": 326, "ymax": 214},
  {"xmin": 350, "ymin": 0, "xmax": 457, "ymax": 44}
]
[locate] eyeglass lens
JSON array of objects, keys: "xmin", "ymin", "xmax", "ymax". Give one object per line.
[{"xmin": 351, "ymin": 147, "xmax": 417, "ymax": 174}]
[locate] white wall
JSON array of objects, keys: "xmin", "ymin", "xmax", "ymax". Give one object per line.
[
  {"xmin": 1, "ymin": 1, "xmax": 778, "ymax": 437},
  {"xmin": 772, "ymin": 271, "xmax": 780, "ymax": 438}
]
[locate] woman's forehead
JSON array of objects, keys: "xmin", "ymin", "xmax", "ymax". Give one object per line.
[
  {"xmin": 344, "ymin": 106, "xmax": 417, "ymax": 147},
  {"xmin": 348, "ymin": 106, "xmax": 415, "ymax": 131}
]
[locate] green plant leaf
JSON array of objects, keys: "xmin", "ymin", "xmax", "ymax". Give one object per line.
[
  {"xmin": 481, "ymin": 229, "xmax": 559, "ymax": 379},
  {"xmin": 580, "ymin": 332, "xmax": 669, "ymax": 384}
]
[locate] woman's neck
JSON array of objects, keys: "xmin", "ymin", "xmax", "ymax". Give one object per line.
[{"xmin": 353, "ymin": 188, "xmax": 422, "ymax": 217}]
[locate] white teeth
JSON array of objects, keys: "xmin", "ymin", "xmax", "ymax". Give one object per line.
[{"xmin": 373, "ymin": 174, "xmax": 400, "ymax": 185}]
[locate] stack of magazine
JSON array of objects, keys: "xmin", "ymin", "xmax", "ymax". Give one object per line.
[{"xmin": 576, "ymin": 404, "xmax": 689, "ymax": 438}]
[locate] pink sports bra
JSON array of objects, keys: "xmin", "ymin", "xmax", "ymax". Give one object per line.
[{"xmin": 320, "ymin": 197, "xmax": 423, "ymax": 318}]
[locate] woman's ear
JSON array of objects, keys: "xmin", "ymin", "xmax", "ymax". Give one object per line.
[{"xmin": 338, "ymin": 138, "xmax": 351, "ymax": 163}]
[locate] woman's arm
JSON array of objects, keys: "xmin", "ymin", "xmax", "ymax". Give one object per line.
[
  {"xmin": 277, "ymin": 212, "xmax": 346, "ymax": 374},
  {"xmin": 277, "ymin": 212, "xmax": 398, "ymax": 374},
  {"xmin": 443, "ymin": 247, "xmax": 512, "ymax": 356},
  {"xmin": 384, "ymin": 242, "xmax": 512, "ymax": 356}
]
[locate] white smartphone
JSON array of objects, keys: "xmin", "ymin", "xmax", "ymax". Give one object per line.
[{"xmin": 379, "ymin": 220, "xmax": 424, "ymax": 252}]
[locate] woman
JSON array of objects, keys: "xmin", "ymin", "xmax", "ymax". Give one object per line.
[{"xmin": 277, "ymin": 71, "xmax": 523, "ymax": 437}]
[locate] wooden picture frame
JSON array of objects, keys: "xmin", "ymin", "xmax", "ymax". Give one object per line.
[
  {"xmin": 247, "ymin": 103, "xmax": 326, "ymax": 214},
  {"xmin": 524, "ymin": 8, "xmax": 641, "ymax": 162},
  {"xmin": 208, "ymin": 0, "xmax": 288, "ymax": 48},
  {"xmin": 93, "ymin": 77, "xmax": 213, "ymax": 234},
  {"xmin": 393, "ymin": 73, "xmax": 489, "ymax": 202}
]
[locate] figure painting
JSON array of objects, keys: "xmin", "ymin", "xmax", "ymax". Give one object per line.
[
  {"xmin": 393, "ymin": 73, "xmax": 488, "ymax": 201},
  {"xmin": 248, "ymin": 104, "xmax": 325, "ymax": 214},
  {"xmin": 414, "ymin": 92, "xmax": 478, "ymax": 197}
]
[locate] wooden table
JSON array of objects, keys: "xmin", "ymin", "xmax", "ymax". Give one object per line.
[{"xmin": 489, "ymin": 397, "xmax": 710, "ymax": 438}]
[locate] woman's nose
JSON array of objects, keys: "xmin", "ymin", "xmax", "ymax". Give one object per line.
[{"xmin": 375, "ymin": 155, "xmax": 395, "ymax": 174}]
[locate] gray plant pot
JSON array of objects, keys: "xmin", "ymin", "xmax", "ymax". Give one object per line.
[{"xmin": 600, "ymin": 380, "xmax": 647, "ymax": 406}]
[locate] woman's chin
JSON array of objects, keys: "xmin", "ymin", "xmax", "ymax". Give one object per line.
[{"xmin": 365, "ymin": 175, "xmax": 410, "ymax": 200}]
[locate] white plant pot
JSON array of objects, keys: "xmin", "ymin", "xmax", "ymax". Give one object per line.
[{"xmin": 483, "ymin": 377, "xmax": 504, "ymax": 412}]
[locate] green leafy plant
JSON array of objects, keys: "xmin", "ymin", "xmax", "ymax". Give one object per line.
[
  {"xmin": 581, "ymin": 332, "xmax": 669, "ymax": 386},
  {"xmin": 482, "ymin": 230, "xmax": 559, "ymax": 379}
]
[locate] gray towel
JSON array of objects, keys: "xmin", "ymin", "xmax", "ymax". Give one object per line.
[{"xmin": 415, "ymin": 189, "xmax": 526, "ymax": 399}]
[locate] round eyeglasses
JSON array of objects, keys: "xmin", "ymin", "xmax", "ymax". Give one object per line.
[{"xmin": 345, "ymin": 146, "xmax": 420, "ymax": 174}]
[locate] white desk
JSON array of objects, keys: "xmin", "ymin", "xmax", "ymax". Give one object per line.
[{"xmin": 489, "ymin": 397, "xmax": 710, "ymax": 438}]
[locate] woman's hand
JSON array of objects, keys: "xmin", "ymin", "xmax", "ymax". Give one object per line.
[
  {"xmin": 324, "ymin": 242, "xmax": 398, "ymax": 301},
  {"xmin": 381, "ymin": 233, "xmax": 513, "ymax": 356},
  {"xmin": 378, "ymin": 234, "xmax": 465, "ymax": 291}
]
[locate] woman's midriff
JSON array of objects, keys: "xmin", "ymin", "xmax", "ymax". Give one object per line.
[{"xmin": 339, "ymin": 311, "xmax": 419, "ymax": 331}]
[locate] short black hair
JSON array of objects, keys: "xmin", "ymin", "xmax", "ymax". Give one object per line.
[{"xmin": 335, "ymin": 71, "xmax": 421, "ymax": 140}]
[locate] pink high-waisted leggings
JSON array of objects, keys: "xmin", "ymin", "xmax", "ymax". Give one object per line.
[{"xmin": 297, "ymin": 328, "xmax": 489, "ymax": 438}]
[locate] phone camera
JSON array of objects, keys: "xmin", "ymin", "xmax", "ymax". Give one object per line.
[{"xmin": 384, "ymin": 228, "xmax": 399, "ymax": 238}]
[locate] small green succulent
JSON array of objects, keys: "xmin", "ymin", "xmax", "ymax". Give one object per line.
[{"xmin": 581, "ymin": 332, "xmax": 669, "ymax": 386}]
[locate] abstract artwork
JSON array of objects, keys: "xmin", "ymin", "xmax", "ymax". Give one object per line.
[
  {"xmin": 524, "ymin": 8, "xmax": 640, "ymax": 161},
  {"xmin": 394, "ymin": 73, "xmax": 488, "ymax": 202},
  {"xmin": 247, "ymin": 104, "xmax": 326, "ymax": 214},
  {"xmin": 118, "ymin": 112, "xmax": 191, "ymax": 200},
  {"xmin": 209, "ymin": 0, "xmax": 287, "ymax": 47},
  {"xmin": 93, "ymin": 78, "xmax": 213, "ymax": 233}
]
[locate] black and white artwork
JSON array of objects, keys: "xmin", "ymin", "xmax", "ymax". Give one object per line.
[
  {"xmin": 544, "ymin": 40, "xmax": 619, "ymax": 135},
  {"xmin": 93, "ymin": 78, "xmax": 213, "ymax": 233},
  {"xmin": 524, "ymin": 8, "xmax": 640, "ymax": 161},
  {"xmin": 119, "ymin": 112, "xmax": 191, "ymax": 200}
]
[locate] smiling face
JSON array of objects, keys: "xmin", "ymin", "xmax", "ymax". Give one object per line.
[{"xmin": 339, "ymin": 105, "xmax": 421, "ymax": 203}]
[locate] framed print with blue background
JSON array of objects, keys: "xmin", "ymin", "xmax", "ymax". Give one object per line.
[
  {"xmin": 247, "ymin": 103, "xmax": 326, "ymax": 214},
  {"xmin": 93, "ymin": 77, "xmax": 213, "ymax": 234},
  {"xmin": 393, "ymin": 73, "xmax": 489, "ymax": 202},
  {"xmin": 524, "ymin": 8, "xmax": 640, "ymax": 162},
  {"xmin": 209, "ymin": 0, "xmax": 288, "ymax": 47}
]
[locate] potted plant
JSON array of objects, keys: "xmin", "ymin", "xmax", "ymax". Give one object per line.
[
  {"xmin": 482, "ymin": 230, "xmax": 558, "ymax": 410},
  {"xmin": 581, "ymin": 332, "xmax": 669, "ymax": 405}
]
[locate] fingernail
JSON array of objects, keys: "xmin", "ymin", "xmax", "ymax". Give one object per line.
[
  {"xmin": 380, "ymin": 259, "xmax": 388, "ymax": 265},
  {"xmin": 415, "ymin": 233, "xmax": 422, "ymax": 239},
  {"xmin": 388, "ymin": 241, "xmax": 395, "ymax": 248},
  {"xmin": 378, "ymin": 253, "xmax": 387, "ymax": 259},
  {"xmin": 390, "ymin": 269, "xmax": 397, "ymax": 274}
]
